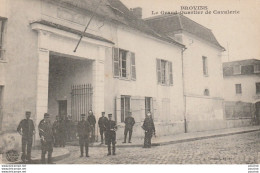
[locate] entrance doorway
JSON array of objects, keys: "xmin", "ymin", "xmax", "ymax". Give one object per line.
[{"xmin": 58, "ymin": 100, "xmax": 67, "ymax": 116}]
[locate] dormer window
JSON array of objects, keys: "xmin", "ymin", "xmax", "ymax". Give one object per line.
[{"xmin": 233, "ymin": 65, "xmax": 241, "ymax": 75}]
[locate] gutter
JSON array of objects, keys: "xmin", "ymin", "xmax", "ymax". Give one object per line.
[{"xmin": 181, "ymin": 46, "xmax": 188, "ymax": 133}]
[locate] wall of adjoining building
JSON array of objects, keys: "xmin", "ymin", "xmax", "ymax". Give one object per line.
[{"xmin": 224, "ymin": 75, "xmax": 260, "ymax": 103}]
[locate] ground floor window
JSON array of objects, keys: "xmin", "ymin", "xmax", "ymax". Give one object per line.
[
  {"xmin": 121, "ymin": 95, "xmax": 131, "ymax": 122},
  {"xmin": 0, "ymin": 86, "xmax": 3, "ymax": 130},
  {"xmin": 145, "ymin": 97, "xmax": 153, "ymax": 115}
]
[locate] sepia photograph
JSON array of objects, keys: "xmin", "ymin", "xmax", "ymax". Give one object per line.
[{"xmin": 0, "ymin": 0, "xmax": 260, "ymax": 169}]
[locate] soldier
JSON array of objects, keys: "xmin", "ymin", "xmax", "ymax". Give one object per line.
[
  {"xmin": 98, "ymin": 112, "xmax": 108, "ymax": 144},
  {"xmin": 52, "ymin": 115, "xmax": 60, "ymax": 147},
  {"xmin": 142, "ymin": 111, "xmax": 155, "ymax": 148},
  {"xmin": 87, "ymin": 110, "xmax": 96, "ymax": 143},
  {"xmin": 105, "ymin": 114, "xmax": 117, "ymax": 156},
  {"xmin": 77, "ymin": 114, "xmax": 91, "ymax": 157},
  {"xmin": 38, "ymin": 113, "xmax": 54, "ymax": 164},
  {"xmin": 17, "ymin": 111, "xmax": 35, "ymax": 163},
  {"xmin": 123, "ymin": 112, "xmax": 135, "ymax": 143},
  {"xmin": 59, "ymin": 115, "xmax": 66, "ymax": 147}
]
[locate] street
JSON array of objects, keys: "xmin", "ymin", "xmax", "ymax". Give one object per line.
[{"xmin": 56, "ymin": 131, "xmax": 260, "ymax": 164}]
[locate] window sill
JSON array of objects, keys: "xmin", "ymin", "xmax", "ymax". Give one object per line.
[{"xmin": 0, "ymin": 59, "xmax": 7, "ymax": 63}]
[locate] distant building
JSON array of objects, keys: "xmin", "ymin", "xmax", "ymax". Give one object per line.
[
  {"xmin": 223, "ymin": 59, "xmax": 260, "ymax": 126},
  {"xmin": 145, "ymin": 14, "xmax": 226, "ymax": 132}
]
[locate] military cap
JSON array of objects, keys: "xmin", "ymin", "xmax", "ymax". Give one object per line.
[
  {"xmin": 44, "ymin": 113, "xmax": 50, "ymax": 118},
  {"xmin": 102, "ymin": 111, "xmax": 105, "ymax": 114},
  {"xmin": 108, "ymin": 114, "xmax": 112, "ymax": 117},
  {"xmin": 25, "ymin": 111, "xmax": 31, "ymax": 115}
]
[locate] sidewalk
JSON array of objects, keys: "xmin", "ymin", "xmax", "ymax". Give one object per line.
[
  {"xmin": 2, "ymin": 147, "xmax": 70, "ymax": 164},
  {"xmin": 90, "ymin": 125, "xmax": 260, "ymax": 148}
]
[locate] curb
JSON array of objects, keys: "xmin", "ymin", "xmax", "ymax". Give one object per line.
[{"xmin": 87, "ymin": 128, "xmax": 260, "ymax": 148}]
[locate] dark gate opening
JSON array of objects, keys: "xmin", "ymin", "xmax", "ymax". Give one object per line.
[{"xmin": 71, "ymin": 84, "xmax": 93, "ymax": 122}]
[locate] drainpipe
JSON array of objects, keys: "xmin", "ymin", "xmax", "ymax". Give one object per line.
[{"xmin": 181, "ymin": 47, "xmax": 187, "ymax": 133}]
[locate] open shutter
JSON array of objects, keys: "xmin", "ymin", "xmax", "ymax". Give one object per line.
[
  {"xmin": 113, "ymin": 47, "xmax": 119, "ymax": 77},
  {"xmin": 156, "ymin": 59, "xmax": 161, "ymax": 84},
  {"xmin": 126, "ymin": 51, "xmax": 131, "ymax": 79},
  {"xmin": 115, "ymin": 96, "xmax": 121, "ymax": 123},
  {"xmin": 168, "ymin": 61, "xmax": 173, "ymax": 85},
  {"xmin": 152, "ymin": 97, "xmax": 158, "ymax": 122},
  {"xmin": 131, "ymin": 52, "xmax": 136, "ymax": 80}
]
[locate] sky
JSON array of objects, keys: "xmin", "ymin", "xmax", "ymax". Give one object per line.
[{"xmin": 120, "ymin": 0, "xmax": 260, "ymax": 62}]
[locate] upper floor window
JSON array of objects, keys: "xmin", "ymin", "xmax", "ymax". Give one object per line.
[
  {"xmin": 156, "ymin": 59, "xmax": 173, "ymax": 86},
  {"xmin": 204, "ymin": 89, "xmax": 210, "ymax": 96},
  {"xmin": 113, "ymin": 47, "xmax": 136, "ymax": 80},
  {"xmin": 0, "ymin": 17, "xmax": 7, "ymax": 60},
  {"xmin": 254, "ymin": 64, "xmax": 260, "ymax": 73},
  {"xmin": 235, "ymin": 84, "xmax": 242, "ymax": 94},
  {"xmin": 202, "ymin": 56, "xmax": 208, "ymax": 76},
  {"xmin": 233, "ymin": 65, "xmax": 241, "ymax": 75},
  {"xmin": 256, "ymin": 83, "xmax": 260, "ymax": 94}
]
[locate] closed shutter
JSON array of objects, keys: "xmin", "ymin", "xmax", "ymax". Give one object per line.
[
  {"xmin": 126, "ymin": 51, "xmax": 131, "ymax": 79},
  {"xmin": 152, "ymin": 97, "xmax": 158, "ymax": 122},
  {"xmin": 156, "ymin": 59, "xmax": 161, "ymax": 84},
  {"xmin": 131, "ymin": 52, "xmax": 136, "ymax": 80},
  {"xmin": 113, "ymin": 47, "xmax": 119, "ymax": 77},
  {"xmin": 168, "ymin": 61, "xmax": 173, "ymax": 85}
]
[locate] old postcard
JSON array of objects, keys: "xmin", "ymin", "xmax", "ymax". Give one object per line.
[{"xmin": 0, "ymin": 0, "xmax": 260, "ymax": 167}]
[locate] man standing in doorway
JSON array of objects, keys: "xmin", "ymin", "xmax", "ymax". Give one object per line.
[
  {"xmin": 77, "ymin": 114, "xmax": 91, "ymax": 157},
  {"xmin": 87, "ymin": 110, "xmax": 96, "ymax": 143},
  {"xmin": 38, "ymin": 113, "xmax": 54, "ymax": 164},
  {"xmin": 52, "ymin": 115, "xmax": 60, "ymax": 147},
  {"xmin": 142, "ymin": 111, "xmax": 155, "ymax": 148},
  {"xmin": 17, "ymin": 111, "xmax": 35, "ymax": 163},
  {"xmin": 105, "ymin": 114, "xmax": 117, "ymax": 156},
  {"xmin": 98, "ymin": 112, "xmax": 108, "ymax": 144},
  {"xmin": 123, "ymin": 111, "xmax": 135, "ymax": 143}
]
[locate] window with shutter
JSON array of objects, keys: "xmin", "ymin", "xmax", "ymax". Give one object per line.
[
  {"xmin": 168, "ymin": 61, "xmax": 173, "ymax": 85},
  {"xmin": 131, "ymin": 52, "xmax": 136, "ymax": 80},
  {"xmin": 156, "ymin": 59, "xmax": 161, "ymax": 84},
  {"xmin": 113, "ymin": 47, "xmax": 119, "ymax": 77}
]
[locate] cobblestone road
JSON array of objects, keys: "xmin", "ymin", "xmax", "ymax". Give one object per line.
[{"xmin": 56, "ymin": 131, "xmax": 260, "ymax": 164}]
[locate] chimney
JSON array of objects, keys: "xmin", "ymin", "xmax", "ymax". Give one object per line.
[{"xmin": 131, "ymin": 7, "xmax": 142, "ymax": 19}]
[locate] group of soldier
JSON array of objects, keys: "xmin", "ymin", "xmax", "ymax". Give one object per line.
[{"xmin": 17, "ymin": 110, "xmax": 156, "ymax": 164}]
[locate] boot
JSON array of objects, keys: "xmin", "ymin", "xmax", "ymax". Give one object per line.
[{"xmin": 122, "ymin": 135, "xmax": 127, "ymax": 143}]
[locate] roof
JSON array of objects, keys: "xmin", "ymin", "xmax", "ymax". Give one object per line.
[
  {"xmin": 223, "ymin": 59, "xmax": 260, "ymax": 77},
  {"xmin": 47, "ymin": 0, "xmax": 185, "ymax": 48},
  {"xmin": 144, "ymin": 14, "xmax": 225, "ymax": 51},
  {"xmin": 31, "ymin": 20, "xmax": 115, "ymax": 44},
  {"xmin": 223, "ymin": 59, "xmax": 260, "ymax": 67}
]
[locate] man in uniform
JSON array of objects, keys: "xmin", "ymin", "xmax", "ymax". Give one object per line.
[
  {"xmin": 58, "ymin": 115, "xmax": 66, "ymax": 147},
  {"xmin": 142, "ymin": 111, "xmax": 155, "ymax": 148},
  {"xmin": 87, "ymin": 110, "xmax": 96, "ymax": 143},
  {"xmin": 52, "ymin": 115, "xmax": 60, "ymax": 147},
  {"xmin": 98, "ymin": 112, "xmax": 108, "ymax": 144},
  {"xmin": 123, "ymin": 111, "xmax": 135, "ymax": 143},
  {"xmin": 38, "ymin": 113, "xmax": 54, "ymax": 164},
  {"xmin": 77, "ymin": 114, "xmax": 91, "ymax": 157},
  {"xmin": 105, "ymin": 114, "xmax": 117, "ymax": 156},
  {"xmin": 17, "ymin": 111, "xmax": 35, "ymax": 163}
]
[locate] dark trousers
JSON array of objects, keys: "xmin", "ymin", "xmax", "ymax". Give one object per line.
[
  {"xmin": 99, "ymin": 128, "xmax": 105, "ymax": 143},
  {"xmin": 144, "ymin": 131, "xmax": 153, "ymax": 148},
  {"xmin": 124, "ymin": 128, "xmax": 133, "ymax": 142},
  {"xmin": 90, "ymin": 126, "xmax": 95, "ymax": 143},
  {"xmin": 41, "ymin": 141, "xmax": 53, "ymax": 164},
  {"xmin": 79, "ymin": 136, "xmax": 89, "ymax": 156},
  {"xmin": 59, "ymin": 132, "xmax": 66, "ymax": 147},
  {"xmin": 21, "ymin": 137, "xmax": 33, "ymax": 161},
  {"xmin": 53, "ymin": 132, "xmax": 60, "ymax": 147},
  {"xmin": 107, "ymin": 132, "xmax": 116, "ymax": 154}
]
